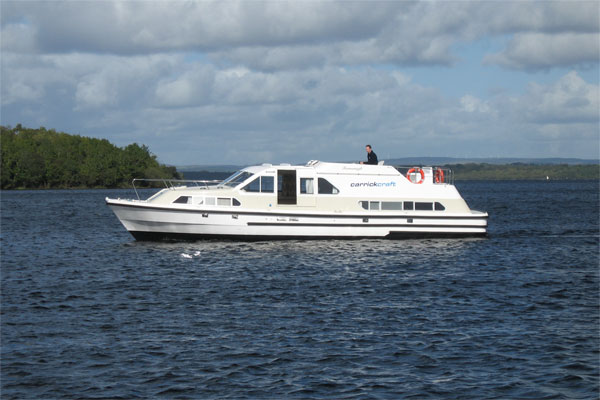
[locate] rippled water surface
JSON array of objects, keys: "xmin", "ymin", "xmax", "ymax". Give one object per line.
[{"xmin": 2, "ymin": 181, "xmax": 598, "ymax": 399}]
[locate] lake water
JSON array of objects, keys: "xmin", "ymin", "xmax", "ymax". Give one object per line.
[{"xmin": 1, "ymin": 181, "xmax": 598, "ymax": 399}]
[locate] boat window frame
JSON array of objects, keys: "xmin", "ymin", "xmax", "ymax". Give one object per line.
[
  {"xmin": 220, "ymin": 171, "xmax": 254, "ymax": 188},
  {"xmin": 241, "ymin": 175, "xmax": 275, "ymax": 193},
  {"xmin": 317, "ymin": 178, "xmax": 339, "ymax": 195},
  {"xmin": 381, "ymin": 201, "xmax": 403, "ymax": 210},
  {"xmin": 173, "ymin": 196, "xmax": 191, "ymax": 204},
  {"xmin": 300, "ymin": 177, "xmax": 314, "ymax": 195},
  {"xmin": 415, "ymin": 202, "xmax": 434, "ymax": 211},
  {"xmin": 261, "ymin": 176, "xmax": 274, "ymax": 193}
]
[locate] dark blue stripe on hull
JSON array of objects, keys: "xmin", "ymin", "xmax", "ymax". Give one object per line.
[{"xmin": 129, "ymin": 230, "xmax": 488, "ymax": 242}]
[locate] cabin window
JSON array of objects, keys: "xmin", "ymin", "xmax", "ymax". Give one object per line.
[
  {"xmin": 382, "ymin": 201, "xmax": 403, "ymax": 210},
  {"xmin": 261, "ymin": 176, "xmax": 274, "ymax": 193},
  {"xmin": 359, "ymin": 201, "xmax": 369, "ymax": 210},
  {"xmin": 243, "ymin": 178, "xmax": 260, "ymax": 192},
  {"xmin": 173, "ymin": 196, "xmax": 190, "ymax": 204},
  {"xmin": 217, "ymin": 198, "xmax": 231, "ymax": 206},
  {"xmin": 404, "ymin": 201, "xmax": 414, "ymax": 210},
  {"xmin": 233, "ymin": 198, "xmax": 241, "ymax": 206},
  {"xmin": 300, "ymin": 178, "xmax": 314, "ymax": 194},
  {"xmin": 221, "ymin": 171, "xmax": 253, "ymax": 187},
  {"xmin": 370, "ymin": 201, "xmax": 380, "ymax": 210},
  {"xmin": 205, "ymin": 197, "xmax": 216, "ymax": 206},
  {"xmin": 415, "ymin": 202, "xmax": 433, "ymax": 211},
  {"xmin": 435, "ymin": 202, "xmax": 445, "ymax": 211},
  {"xmin": 318, "ymin": 178, "xmax": 339, "ymax": 194},
  {"xmin": 243, "ymin": 176, "xmax": 274, "ymax": 193}
]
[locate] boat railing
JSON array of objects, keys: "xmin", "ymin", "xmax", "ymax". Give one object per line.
[
  {"xmin": 393, "ymin": 166, "xmax": 454, "ymax": 185},
  {"xmin": 132, "ymin": 178, "xmax": 221, "ymax": 200}
]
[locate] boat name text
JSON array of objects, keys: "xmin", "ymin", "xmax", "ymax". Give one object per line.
[{"xmin": 350, "ymin": 181, "xmax": 397, "ymax": 188}]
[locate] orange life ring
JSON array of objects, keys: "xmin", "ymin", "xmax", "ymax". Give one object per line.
[
  {"xmin": 407, "ymin": 167, "xmax": 425, "ymax": 184},
  {"xmin": 434, "ymin": 168, "xmax": 445, "ymax": 183}
]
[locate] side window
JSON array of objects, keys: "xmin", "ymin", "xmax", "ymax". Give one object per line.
[
  {"xmin": 404, "ymin": 201, "xmax": 414, "ymax": 210},
  {"xmin": 382, "ymin": 201, "xmax": 403, "ymax": 210},
  {"xmin": 415, "ymin": 202, "xmax": 433, "ymax": 211},
  {"xmin": 318, "ymin": 178, "xmax": 339, "ymax": 194},
  {"xmin": 243, "ymin": 176, "xmax": 274, "ymax": 193},
  {"xmin": 435, "ymin": 202, "xmax": 445, "ymax": 211},
  {"xmin": 173, "ymin": 196, "xmax": 190, "ymax": 204},
  {"xmin": 243, "ymin": 178, "xmax": 260, "ymax": 192},
  {"xmin": 300, "ymin": 178, "xmax": 314, "ymax": 194},
  {"xmin": 359, "ymin": 201, "xmax": 369, "ymax": 210},
  {"xmin": 261, "ymin": 176, "xmax": 274, "ymax": 193}
]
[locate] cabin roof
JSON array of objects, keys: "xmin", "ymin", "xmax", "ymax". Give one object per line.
[{"xmin": 242, "ymin": 161, "xmax": 400, "ymax": 176}]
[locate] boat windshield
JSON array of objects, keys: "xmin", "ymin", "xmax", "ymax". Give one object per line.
[{"xmin": 220, "ymin": 171, "xmax": 254, "ymax": 188}]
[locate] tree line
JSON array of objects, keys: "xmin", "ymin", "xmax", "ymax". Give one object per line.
[{"xmin": 1, "ymin": 125, "xmax": 181, "ymax": 189}]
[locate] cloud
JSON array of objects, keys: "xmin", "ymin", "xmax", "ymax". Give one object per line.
[
  {"xmin": 3, "ymin": 1, "xmax": 597, "ymax": 71},
  {"xmin": 1, "ymin": 1, "xmax": 599, "ymax": 163},
  {"xmin": 516, "ymin": 71, "xmax": 599, "ymax": 125},
  {"xmin": 485, "ymin": 33, "xmax": 600, "ymax": 70},
  {"xmin": 2, "ymin": 49, "xmax": 598, "ymax": 162}
]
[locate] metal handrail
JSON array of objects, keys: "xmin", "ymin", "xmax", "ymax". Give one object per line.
[{"xmin": 131, "ymin": 178, "xmax": 221, "ymax": 200}]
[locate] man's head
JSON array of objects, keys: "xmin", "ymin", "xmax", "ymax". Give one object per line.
[{"xmin": 365, "ymin": 145, "xmax": 372, "ymax": 153}]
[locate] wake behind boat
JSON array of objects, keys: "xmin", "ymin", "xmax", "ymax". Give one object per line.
[{"xmin": 106, "ymin": 160, "xmax": 488, "ymax": 240}]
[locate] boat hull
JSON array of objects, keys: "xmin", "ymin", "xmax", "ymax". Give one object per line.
[{"xmin": 106, "ymin": 200, "xmax": 488, "ymax": 241}]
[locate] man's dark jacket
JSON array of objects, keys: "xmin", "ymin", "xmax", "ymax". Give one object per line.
[{"xmin": 366, "ymin": 151, "xmax": 378, "ymax": 165}]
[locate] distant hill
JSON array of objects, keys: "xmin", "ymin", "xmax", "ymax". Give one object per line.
[
  {"xmin": 383, "ymin": 157, "xmax": 599, "ymax": 166},
  {"xmin": 178, "ymin": 157, "xmax": 599, "ymax": 172}
]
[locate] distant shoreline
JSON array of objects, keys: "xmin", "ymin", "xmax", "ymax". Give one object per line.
[
  {"xmin": 181, "ymin": 163, "xmax": 599, "ymax": 182},
  {"xmin": 1, "ymin": 163, "xmax": 597, "ymax": 190}
]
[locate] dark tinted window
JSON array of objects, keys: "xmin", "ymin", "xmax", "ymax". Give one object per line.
[
  {"xmin": 243, "ymin": 178, "xmax": 260, "ymax": 192},
  {"xmin": 404, "ymin": 201, "xmax": 414, "ymax": 210},
  {"xmin": 261, "ymin": 176, "xmax": 274, "ymax": 192},
  {"xmin": 415, "ymin": 202, "xmax": 433, "ymax": 210},
  {"xmin": 435, "ymin": 202, "xmax": 445, "ymax": 211},
  {"xmin": 233, "ymin": 198, "xmax": 241, "ymax": 206},
  {"xmin": 318, "ymin": 178, "xmax": 339, "ymax": 194},
  {"xmin": 174, "ymin": 196, "xmax": 190, "ymax": 204}
]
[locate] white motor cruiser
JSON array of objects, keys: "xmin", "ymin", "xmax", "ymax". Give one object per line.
[{"xmin": 106, "ymin": 161, "xmax": 487, "ymax": 240}]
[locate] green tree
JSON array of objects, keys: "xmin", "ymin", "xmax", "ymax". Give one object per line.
[{"xmin": 0, "ymin": 125, "xmax": 180, "ymax": 189}]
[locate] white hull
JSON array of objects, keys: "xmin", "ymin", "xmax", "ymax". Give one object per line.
[{"xmin": 107, "ymin": 200, "xmax": 487, "ymax": 240}]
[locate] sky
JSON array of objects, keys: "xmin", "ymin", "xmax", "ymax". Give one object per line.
[{"xmin": 1, "ymin": 0, "xmax": 599, "ymax": 166}]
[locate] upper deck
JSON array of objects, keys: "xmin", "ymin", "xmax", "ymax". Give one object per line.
[{"xmin": 124, "ymin": 161, "xmax": 470, "ymax": 214}]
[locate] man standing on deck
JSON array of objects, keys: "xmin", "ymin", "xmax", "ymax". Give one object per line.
[{"xmin": 360, "ymin": 144, "xmax": 378, "ymax": 165}]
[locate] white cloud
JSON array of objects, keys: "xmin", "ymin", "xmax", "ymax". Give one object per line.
[
  {"xmin": 1, "ymin": 1, "xmax": 599, "ymax": 163},
  {"xmin": 486, "ymin": 33, "xmax": 600, "ymax": 70},
  {"xmin": 460, "ymin": 95, "xmax": 491, "ymax": 113},
  {"xmin": 2, "ymin": 1, "xmax": 597, "ymax": 71},
  {"xmin": 518, "ymin": 71, "xmax": 599, "ymax": 124}
]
